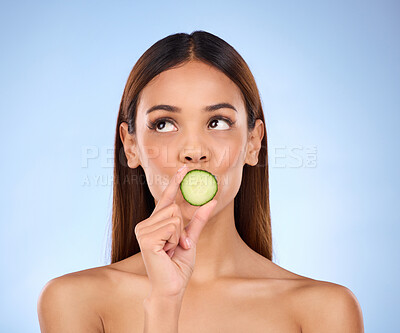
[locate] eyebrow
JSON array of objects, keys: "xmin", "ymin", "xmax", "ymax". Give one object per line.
[{"xmin": 145, "ymin": 103, "xmax": 237, "ymax": 115}]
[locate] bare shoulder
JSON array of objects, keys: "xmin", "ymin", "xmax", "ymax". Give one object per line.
[
  {"xmin": 289, "ymin": 278, "xmax": 365, "ymax": 333},
  {"xmin": 250, "ymin": 258, "xmax": 364, "ymax": 332},
  {"xmin": 37, "ymin": 265, "xmax": 114, "ymax": 333}
]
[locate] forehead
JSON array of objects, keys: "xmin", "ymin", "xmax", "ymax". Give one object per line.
[{"xmin": 137, "ymin": 61, "xmax": 244, "ymax": 113}]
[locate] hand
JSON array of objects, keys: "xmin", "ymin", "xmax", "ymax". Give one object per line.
[{"xmin": 135, "ymin": 165, "xmax": 218, "ymax": 299}]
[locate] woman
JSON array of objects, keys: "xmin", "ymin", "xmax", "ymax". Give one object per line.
[{"xmin": 38, "ymin": 30, "xmax": 364, "ymax": 332}]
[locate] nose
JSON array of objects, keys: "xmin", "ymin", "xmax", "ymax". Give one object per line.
[{"xmin": 180, "ymin": 146, "xmax": 210, "ymax": 164}]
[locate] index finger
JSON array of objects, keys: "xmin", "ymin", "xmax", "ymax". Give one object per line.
[{"xmin": 151, "ymin": 164, "xmax": 188, "ymax": 216}]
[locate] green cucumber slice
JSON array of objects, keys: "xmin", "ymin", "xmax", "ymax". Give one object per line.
[{"xmin": 180, "ymin": 169, "xmax": 218, "ymax": 206}]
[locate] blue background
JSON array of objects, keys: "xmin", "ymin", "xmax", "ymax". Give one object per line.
[{"xmin": 1, "ymin": 0, "xmax": 399, "ymax": 331}]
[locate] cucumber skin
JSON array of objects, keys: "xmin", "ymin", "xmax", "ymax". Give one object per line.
[{"xmin": 180, "ymin": 169, "xmax": 218, "ymax": 206}]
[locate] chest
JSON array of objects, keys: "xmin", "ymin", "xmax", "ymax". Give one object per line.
[{"xmin": 101, "ymin": 286, "xmax": 301, "ymax": 333}]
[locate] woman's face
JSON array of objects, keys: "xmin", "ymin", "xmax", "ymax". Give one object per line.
[{"xmin": 120, "ymin": 60, "xmax": 263, "ymax": 220}]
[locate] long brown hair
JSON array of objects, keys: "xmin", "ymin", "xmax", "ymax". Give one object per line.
[{"xmin": 108, "ymin": 30, "xmax": 272, "ymax": 264}]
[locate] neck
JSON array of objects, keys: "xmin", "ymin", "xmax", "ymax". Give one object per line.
[{"xmin": 183, "ymin": 200, "xmax": 249, "ymax": 285}]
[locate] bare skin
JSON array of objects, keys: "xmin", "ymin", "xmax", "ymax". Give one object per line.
[
  {"xmin": 38, "ymin": 60, "xmax": 364, "ymax": 332},
  {"xmin": 44, "ymin": 253, "xmax": 363, "ymax": 332},
  {"xmin": 102, "ymin": 251, "xmax": 307, "ymax": 332}
]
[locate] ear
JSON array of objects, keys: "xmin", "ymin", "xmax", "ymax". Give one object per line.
[
  {"xmin": 119, "ymin": 122, "xmax": 141, "ymax": 169},
  {"xmin": 244, "ymin": 119, "xmax": 264, "ymax": 166}
]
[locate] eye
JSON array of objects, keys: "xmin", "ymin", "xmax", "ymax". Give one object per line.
[
  {"xmin": 208, "ymin": 117, "xmax": 232, "ymax": 130},
  {"xmin": 147, "ymin": 116, "xmax": 234, "ymax": 133},
  {"xmin": 147, "ymin": 118, "xmax": 177, "ymax": 133}
]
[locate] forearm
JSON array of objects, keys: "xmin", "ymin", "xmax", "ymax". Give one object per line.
[{"xmin": 143, "ymin": 295, "xmax": 183, "ymax": 333}]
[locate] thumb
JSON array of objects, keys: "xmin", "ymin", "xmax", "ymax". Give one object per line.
[{"xmin": 185, "ymin": 199, "xmax": 218, "ymax": 245}]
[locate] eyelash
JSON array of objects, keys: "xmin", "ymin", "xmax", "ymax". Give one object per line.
[{"xmin": 147, "ymin": 116, "xmax": 235, "ymax": 132}]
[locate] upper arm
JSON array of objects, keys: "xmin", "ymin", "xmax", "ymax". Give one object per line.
[
  {"xmin": 37, "ymin": 276, "xmax": 104, "ymax": 333},
  {"xmin": 300, "ymin": 282, "xmax": 364, "ymax": 333}
]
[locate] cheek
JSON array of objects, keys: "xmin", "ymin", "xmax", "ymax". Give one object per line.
[
  {"xmin": 217, "ymin": 162, "xmax": 243, "ymax": 200},
  {"xmin": 139, "ymin": 138, "xmax": 175, "ymax": 200},
  {"xmin": 214, "ymin": 139, "xmax": 247, "ymax": 197},
  {"xmin": 140, "ymin": 137, "xmax": 178, "ymax": 168},
  {"xmin": 213, "ymin": 137, "xmax": 246, "ymax": 171}
]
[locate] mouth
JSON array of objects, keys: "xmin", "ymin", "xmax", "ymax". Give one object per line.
[{"xmin": 185, "ymin": 167, "xmax": 218, "ymax": 180}]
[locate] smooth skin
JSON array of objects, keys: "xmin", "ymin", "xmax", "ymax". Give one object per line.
[{"xmin": 37, "ymin": 60, "xmax": 364, "ymax": 332}]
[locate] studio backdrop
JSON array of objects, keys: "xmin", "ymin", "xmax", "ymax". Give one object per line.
[{"xmin": 0, "ymin": 0, "xmax": 398, "ymax": 332}]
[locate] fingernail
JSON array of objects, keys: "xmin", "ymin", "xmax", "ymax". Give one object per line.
[
  {"xmin": 185, "ymin": 237, "xmax": 192, "ymax": 249},
  {"xmin": 169, "ymin": 250, "xmax": 175, "ymax": 258}
]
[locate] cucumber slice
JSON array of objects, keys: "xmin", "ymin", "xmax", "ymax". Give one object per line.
[{"xmin": 180, "ymin": 169, "xmax": 218, "ymax": 206}]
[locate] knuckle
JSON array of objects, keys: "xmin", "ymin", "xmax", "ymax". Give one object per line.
[
  {"xmin": 173, "ymin": 215, "xmax": 181, "ymax": 224},
  {"xmin": 167, "ymin": 222, "xmax": 178, "ymax": 233},
  {"xmin": 134, "ymin": 223, "xmax": 141, "ymax": 236},
  {"xmin": 171, "ymin": 203, "xmax": 179, "ymax": 212}
]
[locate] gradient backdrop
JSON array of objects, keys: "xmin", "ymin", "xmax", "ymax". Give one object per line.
[{"xmin": 1, "ymin": 0, "xmax": 399, "ymax": 332}]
